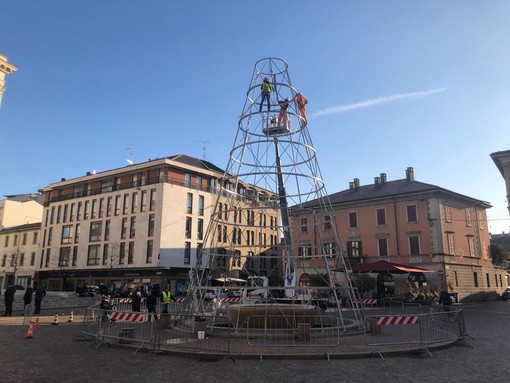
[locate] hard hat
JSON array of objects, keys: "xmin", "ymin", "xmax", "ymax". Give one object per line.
[
  {"xmin": 285, "ymin": 97, "xmax": 290, "ymax": 101},
  {"xmin": 263, "ymin": 77, "xmax": 269, "ymax": 81}
]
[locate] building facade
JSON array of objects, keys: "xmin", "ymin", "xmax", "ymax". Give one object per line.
[
  {"xmin": 291, "ymin": 167, "xmax": 505, "ymax": 301},
  {"xmin": 38, "ymin": 155, "xmax": 279, "ymax": 295},
  {"xmin": 0, "ymin": 53, "xmax": 17, "ymax": 107}
]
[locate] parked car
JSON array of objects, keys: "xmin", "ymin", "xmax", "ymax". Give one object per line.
[{"xmin": 502, "ymin": 288, "xmax": 510, "ymax": 300}]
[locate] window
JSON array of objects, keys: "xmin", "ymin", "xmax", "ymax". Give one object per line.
[
  {"xmin": 197, "ymin": 219, "xmax": 203, "ymax": 240},
  {"xmin": 301, "ymin": 217, "xmax": 308, "ymax": 232},
  {"xmin": 57, "ymin": 206, "xmax": 62, "ymax": 223},
  {"xmin": 131, "ymin": 192, "xmax": 138, "ymax": 214},
  {"xmin": 84, "ymin": 201, "xmax": 89, "ymax": 220},
  {"xmin": 2, "ymin": 254, "xmax": 6, "ymax": 267},
  {"xmin": 114, "ymin": 195, "xmax": 120, "ymax": 216},
  {"xmin": 444, "ymin": 204, "xmax": 452, "ymax": 223},
  {"xmin": 146, "ymin": 240, "xmax": 153, "ymax": 263},
  {"xmin": 187, "ymin": 193, "xmax": 193, "ymax": 214},
  {"xmin": 72, "ymin": 247, "xmax": 77, "ymax": 266},
  {"xmin": 409, "ymin": 235, "xmax": 421, "ymax": 255},
  {"xmin": 217, "ymin": 224, "xmax": 222, "ymax": 242},
  {"xmin": 121, "ymin": 218, "xmax": 127, "ymax": 239},
  {"xmin": 75, "ymin": 224, "xmax": 80, "ymax": 243},
  {"xmin": 59, "ymin": 247, "xmax": 71, "ymax": 267},
  {"xmin": 185, "ymin": 217, "xmax": 192, "ymax": 239},
  {"xmin": 87, "ymin": 245, "xmax": 100, "ymax": 266},
  {"xmin": 150, "ymin": 189, "xmax": 157, "ymax": 211},
  {"xmin": 33, "ymin": 232, "xmax": 38, "ymax": 245},
  {"xmin": 19, "ymin": 253, "xmax": 25, "ymax": 266},
  {"xmin": 91, "ymin": 199, "xmax": 97, "ymax": 219},
  {"xmin": 128, "ymin": 242, "xmax": 134, "ymax": 264},
  {"xmin": 130, "ymin": 216, "xmax": 136, "ymax": 238},
  {"xmin": 119, "ymin": 242, "xmax": 126, "ymax": 265},
  {"xmin": 447, "ymin": 233, "xmax": 455, "ymax": 255},
  {"xmin": 479, "ymin": 212, "xmax": 484, "ymax": 230},
  {"xmin": 298, "ymin": 244, "xmax": 312, "ymax": 258},
  {"xmin": 48, "ymin": 227, "xmax": 53, "ymax": 246},
  {"xmin": 198, "ymin": 196, "xmax": 204, "ymax": 216},
  {"xmin": 196, "ymin": 243, "xmax": 203, "ymax": 265},
  {"xmin": 197, "ymin": 176, "xmax": 202, "ymax": 190},
  {"xmin": 30, "ymin": 252, "xmax": 36, "ymax": 266},
  {"xmin": 148, "ymin": 214, "xmax": 155, "ymax": 237},
  {"xmin": 349, "ymin": 211, "xmax": 358, "ymax": 228},
  {"xmin": 184, "ymin": 173, "xmax": 191, "ymax": 188},
  {"xmin": 347, "ymin": 240, "xmax": 362, "ymax": 259},
  {"xmin": 184, "ymin": 242, "xmax": 191, "ymax": 264},
  {"xmin": 13, "ymin": 234, "xmax": 18, "ymax": 246},
  {"xmin": 140, "ymin": 190, "xmax": 147, "ymax": 212},
  {"xmin": 324, "ymin": 214, "xmax": 332, "ymax": 230},
  {"xmin": 70, "ymin": 203, "xmax": 75, "ymax": 222},
  {"xmin": 89, "ymin": 222, "xmax": 102, "ymax": 242},
  {"xmin": 486, "ymin": 273, "xmax": 490, "ymax": 288},
  {"xmin": 77, "ymin": 202, "xmax": 82, "ymax": 220},
  {"xmin": 378, "ymin": 238, "xmax": 389, "ymax": 257},
  {"xmin": 102, "ymin": 243, "xmax": 109, "ymax": 265},
  {"xmin": 376, "ymin": 208, "xmax": 386, "ymax": 225},
  {"xmin": 323, "ymin": 242, "xmax": 336, "ymax": 257},
  {"xmin": 104, "ymin": 220, "xmax": 110, "ymax": 241},
  {"xmin": 467, "ymin": 236, "xmax": 475, "ymax": 257},
  {"xmin": 407, "ymin": 205, "xmax": 417, "ymax": 223},
  {"xmin": 63, "ymin": 204, "xmax": 69, "ymax": 222},
  {"xmin": 465, "ymin": 208, "xmax": 473, "ymax": 227},
  {"xmin": 123, "ymin": 194, "xmax": 129, "ymax": 215},
  {"xmin": 22, "ymin": 233, "xmax": 27, "ymax": 246},
  {"xmin": 3, "ymin": 235, "xmax": 8, "ymax": 247},
  {"xmin": 45, "ymin": 249, "xmax": 51, "ymax": 268},
  {"xmin": 61, "ymin": 225, "xmax": 73, "ymax": 244}
]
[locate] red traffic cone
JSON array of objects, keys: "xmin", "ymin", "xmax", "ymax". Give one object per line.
[
  {"xmin": 52, "ymin": 314, "xmax": 59, "ymax": 325},
  {"xmin": 67, "ymin": 311, "xmax": 74, "ymax": 323},
  {"xmin": 34, "ymin": 317, "xmax": 40, "ymax": 329},
  {"xmin": 26, "ymin": 324, "xmax": 34, "ymax": 338}
]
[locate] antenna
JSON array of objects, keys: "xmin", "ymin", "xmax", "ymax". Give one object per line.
[
  {"xmin": 195, "ymin": 140, "xmax": 209, "ymax": 160},
  {"xmin": 126, "ymin": 145, "xmax": 134, "ymax": 165}
]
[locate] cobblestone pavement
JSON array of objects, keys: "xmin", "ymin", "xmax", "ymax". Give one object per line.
[{"xmin": 0, "ymin": 301, "xmax": 509, "ymax": 383}]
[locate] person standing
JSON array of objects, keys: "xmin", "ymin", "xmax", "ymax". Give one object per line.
[
  {"xmin": 295, "ymin": 92, "xmax": 308, "ymax": 124},
  {"xmin": 131, "ymin": 286, "xmax": 143, "ymax": 312},
  {"xmin": 3, "ymin": 284, "xmax": 16, "ymax": 316},
  {"xmin": 277, "ymin": 98, "xmax": 290, "ymax": 127},
  {"xmin": 23, "ymin": 285, "xmax": 34, "ymax": 308},
  {"xmin": 259, "ymin": 77, "xmax": 271, "ymax": 112},
  {"xmin": 34, "ymin": 285, "xmax": 46, "ymax": 314},
  {"xmin": 161, "ymin": 286, "xmax": 175, "ymax": 314}
]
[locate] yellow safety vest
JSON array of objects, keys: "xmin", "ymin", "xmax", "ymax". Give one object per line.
[{"xmin": 162, "ymin": 291, "xmax": 171, "ymax": 304}]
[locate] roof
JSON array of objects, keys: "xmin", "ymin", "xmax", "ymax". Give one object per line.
[
  {"xmin": 490, "ymin": 149, "xmax": 510, "ymax": 177},
  {"xmin": 168, "ymin": 154, "xmax": 225, "ymax": 174},
  {"xmin": 299, "ymin": 179, "xmax": 491, "ymax": 209}
]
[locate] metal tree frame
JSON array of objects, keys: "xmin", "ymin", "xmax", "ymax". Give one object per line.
[{"xmin": 189, "ymin": 58, "xmax": 363, "ymax": 331}]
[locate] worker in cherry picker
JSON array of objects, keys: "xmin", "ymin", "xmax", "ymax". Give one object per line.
[
  {"xmin": 277, "ymin": 97, "xmax": 290, "ymax": 127},
  {"xmin": 259, "ymin": 77, "xmax": 271, "ymax": 112}
]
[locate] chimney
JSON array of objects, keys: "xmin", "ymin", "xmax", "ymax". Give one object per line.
[
  {"xmin": 86, "ymin": 171, "xmax": 91, "ymax": 176},
  {"xmin": 60, "ymin": 178, "xmax": 66, "ymax": 182},
  {"xmin": 406, "ymin": 167, "xmax": 414, "ymax": 182},
  {"xmin": 349, "ymin": 181, "xmax": 355, "ymax": 190},
  {"xmin": 374, "ymin": 176, "xmax": 381, "ymax": 187},
  {"xmin": 353, "ymin": 178, "xmax": 360, "ymax": 189},
  {"xmin": 380, "ymin": 173, "xmax": 387, "ymax": 184}
]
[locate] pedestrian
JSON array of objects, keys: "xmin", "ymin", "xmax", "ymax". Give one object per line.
[
  {"xmin": 3, "ymin": 284, "xmax": 16, "ymax": 316},
  {"xmin": 23, "ymin": 285, "xmax": 34, "ymax": 308},
  {"xmin": 277, "ymin": 97, "xmax": 290, "ymax": 127},
  {"xmin": 295, "ymin": 92, "xmax": 308, "ymax": 124},
  {"xmin": 259, "ymin": 77, "xmax": 271, "ymax": 112},
  {"xmin": 161, "ymin": 285, "xmax": 175, "ymax": 314},
  {"xmin": 34, "ymin": 285, "xmax": 46, "ymax": 314},
  {"xmin": 146, "ymin": 291, "xmax": 158, "ymax": 321},
  {"xmin": 438, "ymin": 289, "xmax": 453, "ymax": 309},
  {"xmin": 131, "ymin": 286, "xmax": 143, "ymax": 312}
]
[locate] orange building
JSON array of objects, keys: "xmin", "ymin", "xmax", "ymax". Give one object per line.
[{"xmin": 291, "ymin": 167, "xmax": 505, "ymax": 302}]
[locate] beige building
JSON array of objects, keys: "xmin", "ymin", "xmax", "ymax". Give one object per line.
[
  {"xmin": 0, "ymin": 53, "xmax": 17, "ymax": 107},
  {"xmin": 491, "ymin": 149, "xmax": 510, "ymax": 221},
  {"xmin": 291, "ymin": 167, "xmax": 504, "ymax": 302},
  {"xmin": 38, "ymin": 154, "xmax": 279, "ymax": 295},
  {"xmin": 0, "ymin": 197, "xmax": 43, "ymax": 229}
]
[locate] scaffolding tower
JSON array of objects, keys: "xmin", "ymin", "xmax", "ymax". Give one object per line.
[{"xmin": 190, "ymin": 57, "xmax": 364, "ymax": 331}]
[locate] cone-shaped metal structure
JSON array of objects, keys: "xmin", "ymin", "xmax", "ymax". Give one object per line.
[{"xmin": 190, "ymin": 58, "xmax": 364, "ymax": 331}]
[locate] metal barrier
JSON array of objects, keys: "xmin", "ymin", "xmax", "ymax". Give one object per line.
[
  {"xmin": 364, "ymin": 309, "xmax": 465, "ymax": 351},
  {"xmin": 246, "ymin": 314, "xmax": 340, "ymax": 347}
]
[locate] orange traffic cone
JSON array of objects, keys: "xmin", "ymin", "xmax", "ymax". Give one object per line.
[
  {"xmin": 26, "ymin": 324, "xmax": 34, "ymax": 338},
  {"xmin": 52, "ymin": 314, "xmax": 59, "ymax": 325},
  {"xmin": 34, "ymin": 317, "xmax": 40, "ymax": 329},
  {"xmin": 67, "ymin": 311, "xmax": 74, "ymax": 323}
]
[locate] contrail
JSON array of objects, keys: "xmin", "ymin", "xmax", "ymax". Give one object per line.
[{"xmin": 311, "ymin": 88, "xmax": 446, "ymax": 117}]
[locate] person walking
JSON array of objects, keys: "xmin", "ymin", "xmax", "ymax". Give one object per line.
[
  {"xmin": 295, "ymin": 92, "xmax": 308, "ymax": 124},
  {"xmin": 146, "ymin": 290, "xmax": 158, "ymax": 321},
  {"xmin": 259, "ymin": 77, "xmax": 271, "ymax": 112},
  {"xmin": 23, "ymin": 285, "xmax": 34, "ymax": 308},
  {"xmin": 34, "ymin": 285, "xmax": 46, "ymax": 314},
  {"xmin": 3, "ymin": 284, "xmax": 16, "ymax": 316}
]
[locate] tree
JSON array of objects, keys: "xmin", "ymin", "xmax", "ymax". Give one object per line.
[
  {"xmin": 490, "ymin": 243, "xmax": 506, "ymax": 266},
  {"xmin": 355, "ymin": 274, "xmax": 376, "ymax": 293}
]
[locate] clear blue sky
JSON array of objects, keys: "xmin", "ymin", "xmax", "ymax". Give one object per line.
[{"xmin": 1, "ymin": 1, "xmax": 509, "ymax": 233}]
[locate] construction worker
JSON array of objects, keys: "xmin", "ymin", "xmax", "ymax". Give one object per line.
[
  {"xmin": 277, "ymin": 98, "xmax": 290, "ymax": 127},
  {"xmin": 295, "ymin": 92, "xmax": 308, "ymax": 124},
  {"xmin": 161, "ymin": 285, "xmax": 175, "ymax": 314},
  {"xmin": 259, "ymin": 77, "xmax": 271, "ymax": 112}
]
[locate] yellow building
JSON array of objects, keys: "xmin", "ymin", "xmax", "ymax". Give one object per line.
[{"xmin": 0, "ymin": 53, "xmax": 17, "ymax": 107}]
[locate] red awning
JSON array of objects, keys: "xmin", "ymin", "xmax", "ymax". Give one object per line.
[{"xmin": 345, "ymin": 260, "xmax": 434, "ymax": 274}]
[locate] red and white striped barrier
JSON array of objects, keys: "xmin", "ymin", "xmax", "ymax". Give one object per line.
[
  {"xmin": 220, "ymin": 298, "xmax": 241, "ymax": 303},
  {"xmin": 175, "ymin": 298, "xmax": 186, "ymax": 303},
  {"xmin": 110, "ymin": 312, "xmax": 145, "ymax": 322},
  {"xmin": 362, "ymin": 299, "xmax": 378, "ymax": 306},
  {"xmin": 376, "ymin": 315, "xmax": 419, "ymax": 326},
  {"xmin": 117, "ymin": 298, "xmax": 146, "ymax": 304}
]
